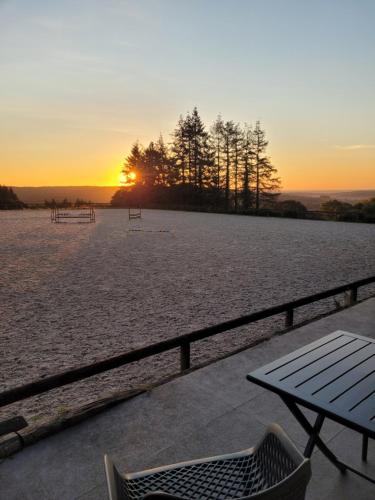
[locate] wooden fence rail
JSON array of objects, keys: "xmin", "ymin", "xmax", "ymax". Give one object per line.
[{"xmin": 1, "ymin": 275, "xmax": 375, "ymax": 409}]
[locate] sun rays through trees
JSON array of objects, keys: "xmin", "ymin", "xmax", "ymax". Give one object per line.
[{"xmin": 112, "ymin": 108, "xmax": 280, "ymax": 211}]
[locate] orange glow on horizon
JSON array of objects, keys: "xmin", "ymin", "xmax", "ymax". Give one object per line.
[{"xmin": 1, "ymin": 141, "xmax": 375, "ymax": 191}]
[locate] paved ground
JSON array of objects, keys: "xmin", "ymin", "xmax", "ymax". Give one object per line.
[{"xmin": 1, "ymin": 299, "xmax": 374, "ymax": 500}]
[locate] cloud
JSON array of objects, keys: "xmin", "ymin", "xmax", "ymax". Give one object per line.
[{"xmin": 334, "ymin": 144, "xmax": 375, "ymax": 150}]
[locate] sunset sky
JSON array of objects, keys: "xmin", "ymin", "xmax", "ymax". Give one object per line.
[{"xmin": 1, "ymin": 0, "xmax": 374, "ymax": 190}]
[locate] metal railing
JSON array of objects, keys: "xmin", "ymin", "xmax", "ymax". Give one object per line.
[
  {"xmin": 51, "ymin": 206, "xmax": 96, "ymax": 223},
  {"xmin": 1, "ymin": 275, "xmax": 375, "ymax": 410},
  {"xmin": 128, "ymin": 207, "xmax": 142, "ymax": 220}
]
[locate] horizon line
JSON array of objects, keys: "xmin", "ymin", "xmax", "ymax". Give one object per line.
[{"xmin": 8, "ymin": 185, "xmax": 375, "ymax": 193}]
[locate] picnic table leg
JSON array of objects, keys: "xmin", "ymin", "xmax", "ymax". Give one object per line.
[
  {"xmin": 280, "ymin": 395, "xmax": 346, "ymax": 473},
  {"xmin": 304, "ymin": 414, "xmax": 325, "ymax": 458},
  {"xmin": 280, "ymin": 396, "xmax": 375, "ymax": 483},
  {"xmin": 362, "ymin": 435, "xmax": 368, "ymax": 462}
]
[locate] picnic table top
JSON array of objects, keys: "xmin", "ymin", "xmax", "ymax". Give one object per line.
[{"xmin": 247, "ymin": 330, "xmax": 375, "ymax": 438}]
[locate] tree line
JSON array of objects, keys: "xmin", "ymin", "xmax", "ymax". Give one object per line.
[
  {"xmin": 0, "ymin": 186, "xmax": 25, "ymax": 209},
  {"xmin": 0, "ymin": 189, "xmax": 94, "ymax": 210},
  {"xmin": 44, "ymin": 198, "xmax": 92, "ymax": 208},
  {"xmin": 321, "ymin": 198, "xmax": 375, "ymax": 223},
  {"xmin": 112, "ymin": 107, "xmax": 280, "ymax": 211}
]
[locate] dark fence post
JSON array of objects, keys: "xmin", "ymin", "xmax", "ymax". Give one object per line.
[
  {"xmin": 349, "ymin": 287, "xmax": 358, "ymax": 305},
  {"xmin": 285, "ymin": 309, "xmax": 294, "ymax": 328},
  {"xmin": 180, "ymin": 343, "xmax": 191, "ymax": 371}
]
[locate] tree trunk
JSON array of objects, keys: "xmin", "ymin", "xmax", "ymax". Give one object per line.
[
  {"xmin": 217, "ymin": 139, "xmax": 220, "ymax": 190},
  {"xmin": 234, "ymin": 143, "xmax": 238, "ymax": 212},
  {"xmin": 256, "ymin": 153, "xmax": 260, "ymax": 210},
  {"xmin": 225, "ymin": 137, "xmax": 230, "ymax": 210}
]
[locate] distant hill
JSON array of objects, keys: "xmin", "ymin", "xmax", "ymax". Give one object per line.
[
  {"xmin": 13, "ymin": 186, "xmax": 119, "ymax": 204},
  {"xmin": 10, "ymin": 186, "xmax": 375, "ymax": 209},
  {"xmin": 327, "ymin": 190, "xmax": 375, "ymax": 201},
  {"xmin": 280, "ymin": 190, "xmax": 375, "ymax": 210}
]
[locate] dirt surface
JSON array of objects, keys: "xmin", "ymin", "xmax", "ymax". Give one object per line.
[{"xmin": 1, "ymin": 208, "xmax": 375, "ymax": 419}]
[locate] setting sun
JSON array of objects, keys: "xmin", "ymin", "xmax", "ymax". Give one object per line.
[
  {"xmin": 120, "ymin": 169, "xmax": 137, "ymax": 187},
  {"xmin": 119, "ymin": 171, "xmax": 127, "ymax": 185}
]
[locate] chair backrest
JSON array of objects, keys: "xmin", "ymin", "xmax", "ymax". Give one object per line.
[
  {"xmin": 104, "ymin": 455, "xmax": 119, "ymax": 500},
  {"xmin": 251, "ymin": 423, "xmax": 311, "ymax": 500},
  {"xmin": 104, "ymin": 424, "xmax": 311, "ymax": 500}
]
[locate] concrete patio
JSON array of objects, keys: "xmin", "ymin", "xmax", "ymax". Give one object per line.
[{"xmin": 1, "ymin": 299, "xmax": 374, "ymax": 500}]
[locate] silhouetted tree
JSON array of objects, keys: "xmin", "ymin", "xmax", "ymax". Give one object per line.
[
  {"xmin": 222, "ymin": 121, "xmax": 236, "ymax": 209},
  {"xmin": 241, "ymin": 124, "xmax": 254, "ymax": 210},
  {"xmin": 143, "ymin": 142, "xmax": 159, "ymax": 187},
  {"xmin": 156, "ymin": 135, "xmax": 176, "ymax": 186},
  {"xmin": 320, "ymin": 198, "xmax": 375, "ymax": 222},
  {"xmin": 210, "ymin": 115, "xmax": 224, "ymax": 190},
  {"xmin": 252, "ymin": 121, "xmax": 280, "ymax": 209},
  {"xmin": 0, "ymin": 186, "xmax": 25, "ymax": 209},
  {"xmin": 321, "ymin": 199, "xmax": 352, "ymax": 215},
  {"xmin": 190, "ymin": 107, "xmax": 210, "ymax": 188},
  {"xmin": 362, "ymin": 198, "xmax": 375, "ymax": 217},
  {"xmin": 278, "ymin": 200, "xmax": 307, "ymax": 217},
  {"xmin": 232, "ymin": 123, "xmax": 242, "ymax": 212},
  {"xmin": 171, "ymin": 115, "xmax": 189, "ymax": 184},
  {"xmin": 113, "ymin": 109, "xmax": 281, "ymax": 214},
  {"xmin": 123, "ymin": 142, "xmax": 144, "ymax": 185}
]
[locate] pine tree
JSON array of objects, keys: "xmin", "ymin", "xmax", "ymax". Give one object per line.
[
  {"xmin": 171, "ymin": 116, "xmax": 188, "ymax": 184},
  {"xmin": 222, "ymin": 121, "xmax": 236, "ymax": 209},
  {"xmin": 241, "ymin": 124, "xmax": 254, "ymax": 210},
  {"xmin": 143, "ymin": 142, "xmax": 159, "ymax": 187},
  {"xmin": 190, "ymin": 107, "xmax": 208, "ymax": 188},
  {"xmin": 123, "ymin": 142, "xmax": 144, "ymax": 185},
  {"xmin": 184, "ymin": 112, "xmax": 193, "ymax": 183},
  {"xmin": 171, "ymin": 108, "xmax": 212, "ymax": 189},
  {"xmin": 210, "ymin": 115, "xmax": 224, "ymax": 190},
  {"xmin": 252, "ymin": 121, "xmax": 280, "ymax": 209},
  {"xmin": 156, "ymin": 135, "xmax": 176, "ymax": 186},
  {"xmin": 232, "ymin": 123, "xmax": 242, "ymax": 212}
]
